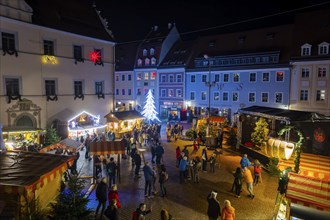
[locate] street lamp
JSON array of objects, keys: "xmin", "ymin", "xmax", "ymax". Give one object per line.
[{"xmin": 204, "ymin": 54, "xmax": 216, "ymax": 137}]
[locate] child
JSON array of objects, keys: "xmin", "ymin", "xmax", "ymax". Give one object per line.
[{"xmin": 253, "ymin": 159, "xmax": 262, "ymax": 185}]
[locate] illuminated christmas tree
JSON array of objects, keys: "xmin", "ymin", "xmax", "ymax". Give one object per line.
[{"xmin": 141, "ymin": 89, "xmax": 161, "ymax": 123}]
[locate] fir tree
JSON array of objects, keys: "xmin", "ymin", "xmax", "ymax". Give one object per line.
[
  {"xmin": 251, "ymin": 117, "xmax": 269, "ymax": 147},
  {"xmin": 141, "ymin": 89, "xmax": 161, "ymax": 123},
  {"xmin": 50, "ymin": 174, "xmax": 92, "ymax": 220},
  {"xmin": 44, "ymin": 125, "xmax": 61, "ymax": 146}
]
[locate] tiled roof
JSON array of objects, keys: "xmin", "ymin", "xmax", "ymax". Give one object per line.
[
  {"xmin": 115, "ymin": 42, "xmax": 139, "ymax": 71},
  {"xmin": 25, "ymin": 0, "xmax": 114, "ymax": 42},
  {"xmin": 159, "ymin": 40, "xmax": 194, "ymax": 68}
]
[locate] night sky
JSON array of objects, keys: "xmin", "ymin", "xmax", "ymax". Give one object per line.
[{"xmin": 94, "ymin": 0, "xmax": 330, "ymax": 44}]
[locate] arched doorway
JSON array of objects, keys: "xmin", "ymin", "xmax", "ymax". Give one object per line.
[{"xmin": 16, "ymin": 115, "xmax": 34, "ymax": 127}]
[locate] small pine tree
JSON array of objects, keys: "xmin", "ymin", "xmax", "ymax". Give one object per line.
[
  {"xmin": 50, "ymin": 174, "xmax": 92, "ymax": 220},
  {"xmin": 44, "ymin": 125, "xmax": 61, "ymax": 146},
  {"xmin": 251, "ymin": 117, "xmax": 269, "ymax": 147},
  {"xmin": 226, "ymin": 127, "xmax": 237, "ymax": 147}
]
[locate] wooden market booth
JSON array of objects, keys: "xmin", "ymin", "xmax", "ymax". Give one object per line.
[
  {"xmin": 0, "ymin": 151, "xmax": 74, "ymax": 219},
  {"xmin": 89, "ymin": 140, "xmax": 125, "ymax": 183},
  {"xmin": 104, "ymin": 110, "xmax": 144, "ymax": 138},
  {"xmin": 39, "ymin": 138, "xmax": 83, "ymax": 154},
  {"xmin": 274, "ymin": 153, "xmax": 330, "ymax": 219}
]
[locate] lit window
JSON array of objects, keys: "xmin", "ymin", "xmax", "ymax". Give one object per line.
[
  {"xmin": 144, "ymin": 72, "xmax": 149, "ymax": 80},
  {"xmin": 249, "ymin": 73, "xmax": 256, "ymax": 82},
  {"xmin": 316, "ymin": 90, "xmax": 326, "ymax": 101},
  {"xmin": 262, "ymin": 72, "xmax": 269, "ymax": 82},
  {"xmin": 168, "ymin": 89, "xmax": 174, "ymax": 97},
  {"xmin": 275, "ymin": 93, "xmax": 283, "ymax": 103},
  {"xmin": 151, "ymin": 72, "xmax": 156, "ymax": 80},
  {"xmin": 249, "ymin": 93, "xmax": 256, "ymax": 102},
  {"xmin": 276, "ymin": 72, "xmax": 284, "ymax": 82},
  {"xmin": 137, "ymin": 59, "xmax": 142, "ymax": 66},
  {"xmin": 145, "ymin": 58, "xmax": 150, "ymax": 66},
  {"xmin": 222, "ymin": 92, "xmax": 229, "ymax": 101},
  {"xmin": 318, "ymin": 67, "xmax": 327, "ymax": 78},
  {"xmin": 144, "ymin": 88, "xmax": 148, "ymax": 95},
  {"xmin": 233, "ymin": 73, "xmax": 240, "ymax": 82},
  {"xmin": 214, "ymin": 92, "xmax": 219, "ymax": 101},
  {"xmin": 301, "ymin": 68, "xmax": 310, "ymax": 78},
  {"xmin": 137, "ymin": 73, "xmax": 142, "ymax": 80},
  {"xmin": 151, "ymin": 57, "xmax": 156, "ymax": 65},
  {"xmin": 176, "ymin": 89, "xmax": 182, "ymax": 97},
  {"xmin": 232, "ymin": 92, "xmax": 239, "ymax": 102},
  {"xmin": 261, "ymin": 92, "xmax": 269, "ymax": 102},
  {"xmin": 201, "ymin": 92, "xmax": 206, "ymax": 100},
  {"xmin": 300, "ymin": 90, "xmax": 308, "ymax": 101}
]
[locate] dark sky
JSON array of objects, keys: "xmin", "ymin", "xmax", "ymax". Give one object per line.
[{"xmin": 94, "ymin": 0, "xmax": 330, "ymax": 43}]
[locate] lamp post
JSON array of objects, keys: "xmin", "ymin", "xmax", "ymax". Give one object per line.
[{"xmin": 204, "ymin": 54, "xmax": 215, "ymax": 137}]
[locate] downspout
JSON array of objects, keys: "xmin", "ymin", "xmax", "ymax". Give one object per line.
[{"xmin": 112, "ymin": 43, "xmax": 116, "ymax": 112}]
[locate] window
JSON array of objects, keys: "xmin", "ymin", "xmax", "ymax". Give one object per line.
[
  {"xmin": 176, "ymin": 89, "xmax": 182, "ymax": 97},
  {"xmin": 169, "ymin": 75, "xmax": 174, "ymax": 83},
  {"xmin": 137, "ymin": 88, "xmax": 142, "ymax": 95},
  {"xmin": 249, "ymin": 92, "xmax": 256, "ymax": 102},
  {"xmin": 2, "ymin": 32, "xmax": 15, "ymax": 51},
  {"xmin": 301, "ymin": 44, "xmax": 311, "ymax": 56},
  {"xmin": 191, "ymin": 75, "xmax": 196, "ymax": 83},
  {"xmin": 151, "ymin": 57, "xmax": 156, "ymax": 65},
  {"xmin": 161, "ymin": 89, "xmax": 166, "ymax": 97},
  {"xmin": 74, "ymin": 81, "xmax": 83, "ymax": 95},
  {"xmin": 233, "ymin": 73, "xmax": 240, "ymax": 82},
  {"xmin": 122, "ymin": 75, "xmax": 125, "ymax": 81},
  {"xmin": 300, "ymin": 90, "xmax": 308, "ymax": 101},
  {"xmin": 128, "ymin": 89, "xmax": 131, "ymax": 95},
  {"xmin": 275, "ymin": 92, "xmax": 283, "ymax": 103},
  {"xmin": 316, "ymin": 90, "xmax": 326, "ymax": 101},
  {"xmin": 44, "ymin": 40, "xmax": 54, "ymax": 55},
  {"xmin": 95, "ymin": 81, "xmax": 103, "ymax": 95},
  {"xmin": 201, "ymin": 92, "xmax": 206, "ymax": 101},
  {"xmin": 144, "ymin": 88, "xmax": 149, "ymax": 95},
  {"xmin": 128, "ymin": 74, "xmax": 132, "ymax": 81},
  {"xmin": 144, "ymin": 72, "xmax": 149, "ymax": 80},
  {"xmin": 115, "ymin": 75, "xmax": 119, "ymax": 81},
  {"xmin": 276, "ymin": 72, "xmax": 284, "ymax": 82},
  {"xmin": 262, "ymin": 72, "xmax": 269, "ymax": 82},
  {"xmin": 318, "ymin": 42, "xmax": 329, "ymax": 55},
  {"xmin": 5, "ymin": 78, "xmax": 19, "ymax": 96},
  {"xmin": 143, "ymin": 49, "xmax": 147, "ymax": 56},
  {"xmin": 223, "ymin": 73, "xmax": 229, "ymax": 82},
  {"xmin": 150, "ymin": 48, "xmax": 154, "ymax": 55},
  {"xmin": 202, "ymin": 75, "xmax": 207, "ymax": 83},
  {"xmin": 161, "ymin": 75, "xmax": 166, "ymax": 83},
  {"xmin": 249, "ymin": 73, "xmax": 256, "ymax": 82},
  {"xmin": 215, "ymin": 74, "xmax": 220, "ymax": 82},
  {"xmin": 261, "ymin": 92, "xmax": 269, "ymax": 102},
  {"xmin": 137, "ymin": 59, "xmax": 142, "ymax": 66},
  {"xmin": 301, "ymin": 68, "xmax": 310, "ymax": 78},
  {"xmin": 73, "ymin": 45, "xmax": 83, "ymax": 60},
  {"xmin": 115, "ymin": 89, "xmax": 119, "ymax": 95},
  {"xmin": 144, "ymin": 82, "xmax": 148, "ymax": 86},
  {"xmin": 168, "ymin": 89, "xmax": 174, "ymax": 97},
  {"xmin": 222, "ymin": 92, "xmax": 229, "ymax": 101},
  {"xmin": 214, "ymin": 92, "xmax": 219, "ymax": 101},
  {"xmin": 137, "ymin": 73, "xmax": 142, "ymax": 80},
  {"xmin": 318, "ymin": 67, "xmax": 327, "ymax": 78},
  {"xmin": 151, "ymin": 72, "xmax": 156, "ymax": 80},
  {"xmin": 232, "ymin": 92, "xmax": 239, "ymax": 102},
  {"xmin": 145, "ymin": 58, "xmax": 150, "ymax": 66},
  {"xmin": 177, "ymin": 74, "xmax": 182, "ymax": 83},
  {"xmin": 45, "ymin": 80, "xmax": 56, "ymax": 96},
  {"xmin": 122, "ymin": 89, "xmax": 125, "ymax": 95},
  {"xmin": 190, "ymin": 92, "xmax": 195, "ymax": 100}
]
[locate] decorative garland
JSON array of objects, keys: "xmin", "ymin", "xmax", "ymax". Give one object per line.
[
  {"xmin": 74, "ymin": 94, "xmax": 84, "ymax": 100},
  {"xmin": 47, "ymin": 95, "xmax": 58, "ymax": 101},
  {"xmin": 74, "ymin": 58, "xmax": 85, "ymax": 64},
  {"xmin": 3, "ymin": 48, "xmax": 18, "ymax": 57},
  {"xmin": 7, "ymin": 94, "xmax": 22, "ymax": 104},
  {"xmin": 97, "ymin": 93, "xmax": 105, "ymax": 99},
  {"xmin": 278, "ymin": 125, "xmax": 304, "ymax": 173}
]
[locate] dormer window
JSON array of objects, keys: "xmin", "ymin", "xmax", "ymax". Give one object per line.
[
  {"xmin": 318, "ymin": 42, "xmax": 329, "ymax": 55},
  {"xmin": 150, "ymin": 48, "xmax": 155, "ymax": 55},
  {"xmin": 143, "ymin": 49, "xmax": 147, "ymax": 56},
  {"xmin": 137, "ymin": 58, "xmax": 142, "ymax": 66},
  {"xmin": 151, "ymin": 57, "xmax": 156, "ymax": 65},
  {"xmin": 301, "ymin": 43, "xmax": 311, "ymax": 56},
  {"xmin": 145, "ymin": 58, "xmax": 150, "ymax": 66}
]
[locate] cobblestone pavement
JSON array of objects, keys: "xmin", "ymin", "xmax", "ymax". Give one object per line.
[{"xmin": 77, "ymin": 122, "xmax": 278, "ymax": 220}]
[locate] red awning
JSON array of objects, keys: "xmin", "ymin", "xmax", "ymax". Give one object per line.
[
  {"xmin": 89, "ymin": 140, "xmax": 125, "ymax": 155},
  {"xmin": 209, "ymin": 116, "xmax": 226, "ymax": 123}
]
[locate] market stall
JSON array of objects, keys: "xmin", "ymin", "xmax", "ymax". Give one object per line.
[
  {"xmin": 39, "ymin": 138, "xmax": 83, "ymax": 153},
  {"xmin": 0, "ymin": 151, "xmax": 74, "ymax": 219},
  {"xmin": 68, "ymin": 111, "xmax": 107, "ymax": 140},
  {"xmin": 104, "ymin": 110, "xmax": 144, "ymax": 138},
  {"xmin": 89, "ymin": 140, "xmax": 125, "ymax": 183},
  {"xmin": 274, "ymin": 153, "xmax": 330, "ymax": 220}
]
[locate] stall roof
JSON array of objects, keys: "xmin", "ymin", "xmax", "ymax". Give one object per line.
[
  {"xmin": 239, "ymin": 106, "xmax": 330, "ymax": 122},
  {"xmin": 105, "ymin": 110, "xmax": 143, "ymax": 121},
  {"xmin": 0, "ymin": 151, "xmax": 73, "ymax": 187},
  {"xmin": 39, "ymin": 138, "xmax": 83, "ymax": 153}
]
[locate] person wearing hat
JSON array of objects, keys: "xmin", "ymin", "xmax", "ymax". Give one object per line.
[{"xmin": 207, "ymin": 191, "xmax": 221, "ymax": 220}]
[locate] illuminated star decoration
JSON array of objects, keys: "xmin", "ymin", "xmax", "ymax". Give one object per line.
[{"xmin": 88, "ymin": 50, "xmax": 103, "ymax": 65}]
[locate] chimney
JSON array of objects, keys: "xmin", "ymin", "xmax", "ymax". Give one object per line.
[
  {"xmin": 154, "ymin": 25, "xmax": 158, "ymax": 32},
  {"xmin": 168, "ymin": 23, "xmax": 172, "ymax": 29}
]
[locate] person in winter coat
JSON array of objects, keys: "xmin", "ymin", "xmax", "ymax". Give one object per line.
[
  {"xmin": 134, "ymin": 151, "xmax": 142, "ymax": 177},
  {"xmin": 253, "ymin": 159, "xmax": 262, "ymax": 185},
  {"xmin": 240, "ymin": 154, "xmax": 252, "ymax": 171},
  {"xmin": 108, "ymin": 184, "xmax": 121, "ymax": 208},
  {"xmin": 159, "ymin": 164, "xmax": 168, "ymax": 197},
  {"xmin": 104, "ymin": 199, "xmax": 119, "ymax": 220},
  {"xmin": 202, "ymin": 147, "xmax": 208, "ymax": 172},
  {"xmin": 95, "ymin": 177, "xmax": 108, "ymax": 219},
  {"xmin": 207, "ymin": 191, "xmax": 221, "ymax": 220},
  {"xmin": 135, "ymin": 203, "xmax": 152, "ymax": 220},
  {"xmin": 243, "ymin": 168, "xmax": 255, "ymax": 199},
  {"xmin": 143, "ymin": 162, "xmax": 155, "ymax": 198},
  {"xmin": 106, "ymin": 157, "xmax": 118, "ymax": 185},
  {"xmin": 178, "ymin": 156, "xmax": 188, "ymax": 184},
  {"xmin": 221, "ymin": 200, "xmax": 235, "ymax": 220},
  {"xmin": 175, "ymin": 146, "xmax": 181, "ymax": 167},
  {"xmin": 233, "ymin": 167, "xmax": 243, "ymax": 198},
  {"xmin": 193, "ymin": 156, "xmax": 202, "ymax": 183},
  {"xmin": 155, "ymin": 143, "xmax": 165, "ymax": 165}
]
